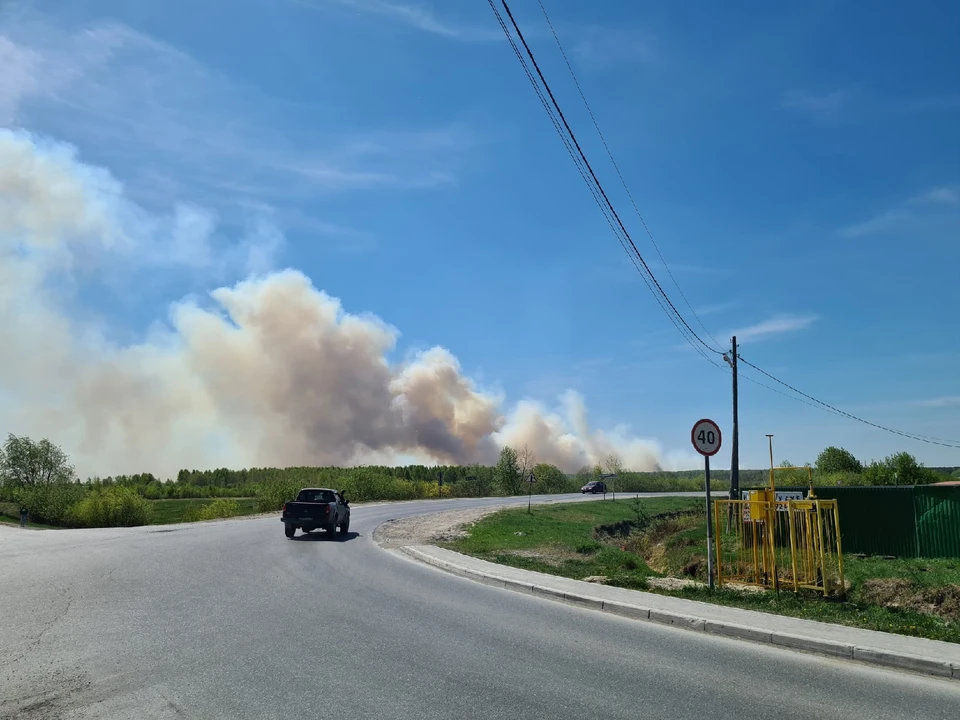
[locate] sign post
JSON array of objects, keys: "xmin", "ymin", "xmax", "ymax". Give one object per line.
[
  {"xmin": 599, "ymin": 473, "xmax": 618, "ymax": 501},
  {"xmin": 526, "ymin": 473, "xmax": 536, "ymax": 513},
  {"xmin": 691, "ymin": 418, "xmax": 722, "ymax": 590}
]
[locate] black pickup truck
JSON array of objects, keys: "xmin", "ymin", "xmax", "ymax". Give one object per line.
[{"xmin": 281, "ymin": 488, "xmax": 351, "ymax": 539}]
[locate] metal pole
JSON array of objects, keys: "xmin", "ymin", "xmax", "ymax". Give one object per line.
[
  {"xmin": 705, "ymin": 455, "xmax": 714, "ymax": 590},
  {"xmin": 527, "ymin": 479, "xmax": 532, "ymax": 514},
  {"xmin": 766, "ymin": 434, "xmax": 775, "ymax": 493},
  {"xmin": 730, "ymin": 336, "xmax": 740, "ymax": 500}
]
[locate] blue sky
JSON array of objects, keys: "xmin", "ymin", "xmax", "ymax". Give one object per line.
[{"xmin": 2, "ymin": 0, "xmax": 958, "ymax": 473}]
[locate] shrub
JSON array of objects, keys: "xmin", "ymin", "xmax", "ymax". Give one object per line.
[
  {"xmin": 68, "ymin": 486, "xmax": 153, "ymax": 527},
  {"xmin": 14, "ymin": 483, "xmax": 88, "ymax": 526},
  {"xmin": 195, "ymin": 498, "xmax": 243, "ymax": 521},
  {"xmin": 576, "ymin": 541, "xmax": 603, "ymax": 555},
  {"xmin": 255, "ymin": 480, "xmax": 302, "ymax": 512}
]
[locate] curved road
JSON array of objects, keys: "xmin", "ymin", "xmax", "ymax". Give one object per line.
[{"xmin": 2, "ymin": 493, "xmax": 958, "ymax": 719}]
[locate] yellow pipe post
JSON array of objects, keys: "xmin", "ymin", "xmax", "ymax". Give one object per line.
[
  {"xmin": 787, "ymin": 501, "xmax": 799, "ymax": 592},
  {"xmin": 815, "ymin": 509, "xmax": 827, "ymax": 593}
]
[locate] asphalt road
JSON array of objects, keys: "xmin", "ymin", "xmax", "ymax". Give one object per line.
[{"xmin": 2, "ymin": 493, "xmax": 958, "ymax": 719}]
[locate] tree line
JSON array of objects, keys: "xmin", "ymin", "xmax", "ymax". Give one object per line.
[
  {"xmin": 774, "ymin": 446, "xmax": 957, "ymax": 487},
  {"xmin": 1, "ymin": 433, "xmax": 956, "ymax": 528}
]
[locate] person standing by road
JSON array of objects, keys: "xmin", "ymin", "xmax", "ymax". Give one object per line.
[{"xmin": 19, "ymin": 506, "xmax": 28, "ymax": 527}]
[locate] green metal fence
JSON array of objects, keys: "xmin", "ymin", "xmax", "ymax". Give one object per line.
[
  {"xmin": 914, "ymin": 486, "xmax": 960, "ymax": 558},
  {"xmin": 816, "ymin": 487, "xmax": 918, "ymax": 557},
  {"xmin": 748, "ymin": 485, "xmax": 960, "ymax": 558}
]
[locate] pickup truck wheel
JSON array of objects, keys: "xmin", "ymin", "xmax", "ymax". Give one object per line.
[
  {"xmin": 284, "ymin": 524, "xmax": 296, "ymax": 539},
  {"xmin": 326, "ymin": 522, "xmax": 337, "ymax": 537},
  {"xmin": 341, "ymin": 518, "xmax": 350, "ymax": 534}
]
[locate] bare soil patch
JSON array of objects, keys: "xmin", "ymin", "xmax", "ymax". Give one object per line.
[
  {"xmin": 860, "ymin": 578, "xmax": 960, "ymax": 623},
  {"xmin": 374, "ymin": 507, "xmax": 502, "ymax": 548}
]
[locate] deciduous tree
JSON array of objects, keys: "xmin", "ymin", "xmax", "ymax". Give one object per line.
[
  {"xmin": 495, "ymin": 446, "xmax": 522, "ymax": 495},
  {"xmin": 0, "ymin": 434, "xmax": 75, "ymax": 488},
  {"xmin": 815, "ymin": 446, "xmax": 863, "ymax": 475}
]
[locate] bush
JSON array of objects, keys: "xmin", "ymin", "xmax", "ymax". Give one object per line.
[
  {"xmin": 255, "ymin": 480, "xmax": 303, "ymax": 512},
  {"xmin": 194, "ymin": 498, "xmax": 243, "ymax": 521},
  {"xmin": 68, "ymin": 486, "xmax": 153, "ymax": 527},
  {"xmin": 14, "ymin": 483, "xmax": 88, "ymax": 526}
]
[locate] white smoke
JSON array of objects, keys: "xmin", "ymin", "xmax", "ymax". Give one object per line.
[{"xmin": 0, "ymin": 129, "xmax": 679, "ymax": 478}]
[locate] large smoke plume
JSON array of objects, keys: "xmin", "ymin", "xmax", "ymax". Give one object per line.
[{"xmin": 0, "ymin": 129, "xmax": 678, "ymax": 479}]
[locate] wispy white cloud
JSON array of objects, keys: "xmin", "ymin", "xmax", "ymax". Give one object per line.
[
  {"xmin": 914, "ymin": 396, "xmax": 960, "ymax": 409},
  {"xmin": 311, "ymin": 0, "xmax": 658, "ymax": 71},
  {"xmin": 694, "ymin": 301, "xmax": 739, "ymax": 317},
  {"xmin": 911, "ymin": 185, "xmax": 960, "ymax": 206},
  {"xmin": 840, "ymin": 184, "xmax": 960, "ymax": 238},
  {"xmin": 0, "ymin": 127, "xmax": 283, "ymax": 288},
  {"xmin": 840, "ymin": 209, "xmax": 907, "ymax": 238},
  {"xmin": 782, "ymin": 89, "xmax": 851, "ymax": 125},
  {"xmin": 728, "ymin": 315, "xmax": 818, "ymax": 343},
  {"xmin": 306, "ymin": 0, "xmax": 502, "ymax": 41},
  {"xmin": 0, "ymin": 15, "xmax": 471, "ymax": 227},
  {"xmin": 570, "ymin": 26, "xmax": 657, "ymax": 69}
]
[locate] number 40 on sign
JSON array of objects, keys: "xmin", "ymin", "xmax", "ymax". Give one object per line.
[
  {"xmin": 690, "ymin": 418, "xmax": 721, "ymax": 590},
  {"xmin": 691, "ymin": 418, "xmax": 722, "ymax": 457}
]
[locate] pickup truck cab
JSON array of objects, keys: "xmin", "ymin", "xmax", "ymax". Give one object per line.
[{"xmin": 282, "ymin": 488, "xmax": 351, "ymax": 539}]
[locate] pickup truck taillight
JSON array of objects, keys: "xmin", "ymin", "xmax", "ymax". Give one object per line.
[{"xmin": 281, "ymin": 503, "xmax": 287, "ymax": 513}]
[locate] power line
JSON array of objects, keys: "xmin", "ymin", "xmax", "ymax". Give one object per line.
[
  {"xmin": 738, "ymin": 355, "xmax": 960, "ymax": 449},
  {"xmin": 534, "ymin": 0, "xmax": 723, "ymax": 353},
  {"xmin": 492, "ymin": 2, "xmax": 957, "ymax": 450},
  {"xmin": 485, "ymin": 1, "xmax": 714, "ymax": 367},
  {"xmin": 494, "ymin": 0, "xmax": 722, "ymax": 360},
  {"xmin": 487, "ymin": 0, "xmax": 722, "ymax": 369}
]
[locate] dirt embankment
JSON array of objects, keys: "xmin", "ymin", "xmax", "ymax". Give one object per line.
[{"xmin": 860, "ymin": 578, "xmax": 960, "ymax": 623}]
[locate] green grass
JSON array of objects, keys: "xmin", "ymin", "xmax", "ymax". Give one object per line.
[
  {"xmin": 842, "ymin": 556, "xmax": 960, "ymax": 588},
  {"xmin": 148, "ymin": 497, "xmax": 259, "ymax": 524},
  {"xmin": 448, "ymin": 497, "xmax": 701, "ymax": 591},
  {"xmin": 658, "ymin": 583, "xmax": 960, "ymax": 643},
  {"xmin": 446, "ymin": 498, "xmax": 960, "ymax": 644}
]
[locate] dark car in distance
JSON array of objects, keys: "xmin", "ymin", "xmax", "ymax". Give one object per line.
[{"xmin": 581, "ymin": 481, "xmax": 607, "ymax": 494}]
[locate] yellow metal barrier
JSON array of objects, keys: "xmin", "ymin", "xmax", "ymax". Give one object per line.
[{"xmin": 715, "ymin": 496, "xmax": 844, "ymax": 597}]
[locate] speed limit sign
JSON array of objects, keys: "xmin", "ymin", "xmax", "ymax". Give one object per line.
[{"xmin": 691, "ymin": 418, "xmax": 722, "ymax": 457}]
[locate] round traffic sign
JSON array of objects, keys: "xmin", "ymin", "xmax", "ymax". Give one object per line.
[{"xmin": 691, "ymin": 418, "xmax": 722, "ymax": 457}]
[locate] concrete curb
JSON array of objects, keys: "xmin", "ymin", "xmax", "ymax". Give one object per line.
[{"xmin": 399, "ymin": 545, "xmax": 960, "ymax": 681}]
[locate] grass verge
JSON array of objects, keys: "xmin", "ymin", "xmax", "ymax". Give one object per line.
[
  {"xmin": 148, "ymin": 497, "xmax": 259, "ymax": 524},
  {"xmin": 0, "ymin": 502, "xmax": 59, "ymax": 530},
  {"xmin": 445, "ymin": 498, "xmax": 960, "ymax": 644}
]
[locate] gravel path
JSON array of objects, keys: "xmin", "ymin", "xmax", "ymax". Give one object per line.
[{"xmin": 373, "ymin": 506, "xmax": 502, "ymax": 548}]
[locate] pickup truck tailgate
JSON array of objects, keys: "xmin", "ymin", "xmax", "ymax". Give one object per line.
[{"xmin": 282, "ymin": 502, "xmax": 330, "ymax": 520}]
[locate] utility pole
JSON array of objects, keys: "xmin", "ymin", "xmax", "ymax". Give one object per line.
[{"xmin": 724, "ymin": 336, "xmax": 740, "ymax": 501}]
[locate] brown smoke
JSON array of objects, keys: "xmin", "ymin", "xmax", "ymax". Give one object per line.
[{"xmin": 0, "ymin": 129, "xmax": 678, "ymax": 478}]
